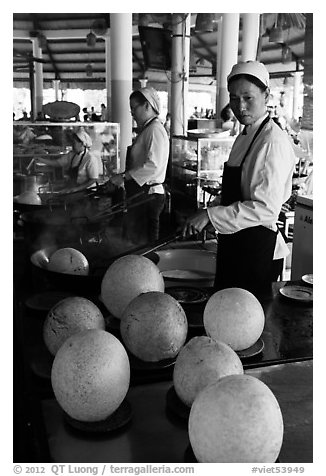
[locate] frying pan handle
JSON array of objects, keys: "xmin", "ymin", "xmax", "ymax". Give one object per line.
[{"xmin": 140, "ymin": 232, "xmax": 184, "ymax": 256}]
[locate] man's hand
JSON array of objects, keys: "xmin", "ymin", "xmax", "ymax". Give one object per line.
[{"xmin": 182, "ymin": 208, "xmax": 211, "ymax": 238}]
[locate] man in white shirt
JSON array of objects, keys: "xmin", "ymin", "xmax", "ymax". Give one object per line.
[{"xmin": 182, "ymin": 61, "xmax": 296, "ymax": 297}]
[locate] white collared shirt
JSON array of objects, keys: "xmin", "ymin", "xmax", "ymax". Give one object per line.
[
  {"xmin": 207, "ymin": 113, "xmax": 296, "ymax": 259},
  {"xmin": 128, "ymin": 117, "xmax": 169, "ymax": 194},
  {"xmin": 57, "ymin": 149, "xmax": 99, "ymax": 184}
]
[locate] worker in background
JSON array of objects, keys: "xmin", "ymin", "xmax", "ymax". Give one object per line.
[
  {"xmin": 220, "ymin": 103, "xmax": 240, "ymax": 136},
  {"xmin": 38, "ymin": 128, "xmax": 99, "ymax": 190},
  {"xmin": 164, "ymin": 112, "xmax": 171, "ymax": 138},
  {"xmin": 182, "ymin": 61, "xmax": 296, "ymax": 298},
  {"xmin": 100, "ymin": 103, "xmax": 107, "ymax": 121},
  {"xmin": 110, "ymin": 86, "xmax": 169, "ymax": 244}
]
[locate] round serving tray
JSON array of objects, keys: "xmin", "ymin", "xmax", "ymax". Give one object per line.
[
  {"xmin": 184, "ymin": 445, "xmax": 281, "ymax": 463},
  {"xmin": 25, "ymin": 291, "xmax": 74, "ymax": 313},
  {"xmin": 166, "ymin": 286, "xmax": 209, "ymax": 305},
  {"xmin": 166, "ymin": 385, "xmax": 190, "ymax": 420},
  {"xmin": 279, "ymin": 285, "xmax": 313, "ymax": 303},
  {"xmin": 63, "ymin": 398, "xmax": 132, "ymax": 433},
  {"xmin": 236, "ymin": 337, "xmax": 264, "ymax": 359},
  {"xmin": 29, "ymin": 348, "xmax": 54, "ymax": 380},
  {"xmin": 128, "ymin": 353, "xmax": 176, "ymax": 371},
  {"xmin": 301, "ymin": 274, "xmax": 313, "ymax": 285}
]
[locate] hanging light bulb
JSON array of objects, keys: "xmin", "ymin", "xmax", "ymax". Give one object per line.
[
  {"xmin": 282, "ymin": 44, "xmax": 292, "ymax": 64},
  {"xmin": 162, "ymin": 14, "xmax": 172, "ymax": 30},
  {"xmin": 195, "ymin": 13, "xmax": 219, "ymax": 32},
  {"xmin": 86, "ymin": 31, "xmax": 97, "ymax": 47},
  {"xmin": 189, "ymin": 42, "xmax": 197, "ymax": 72},
  {"xmin": 85, "ymin": 64, "xmax": 93, "ymax": 77},
  {"xmin": 269, "ymin": 27, "xmax": 284, "ymax": 43},
  {"xmin": 269, "ymin": 14, "xmax": 285, "ymax": 43},
  {"xmin": 38, "ymin": 33, "xmax": 47, "ymax": 50},
  {"xmin": 138, "ymin": 78, "xmax": 148, "ymax": 88},
  {"xmin": 139, "ymin": 13, "xmax": 152, "ymax": 27}
]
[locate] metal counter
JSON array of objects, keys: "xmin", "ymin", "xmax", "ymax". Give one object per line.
[{"xmin": 41, "ymin": 360, "xmax": 312, "ymax": 463}]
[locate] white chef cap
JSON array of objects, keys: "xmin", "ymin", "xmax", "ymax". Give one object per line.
[
  {"xmin": 74, "ymin": 129, "xmax": 92, "ymax": 148},
  {"xmin": 227, "ymin": 61, "xmax": 270, "ymax": 89},
  {"xmin": 138, "ymin": 87, "xmax": 161, "ymax": 114}
]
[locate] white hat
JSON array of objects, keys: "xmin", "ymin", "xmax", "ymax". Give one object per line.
[
  {"xmin": 227, "ymin": 61, "xmax": 270, "ymax": 88},
  {"xmin": 139, "ymin": 86, "xmax": 161, "ymax": 114},
  {"xmin": 74, "ymin": 129, "xmax": 92, "ymax": 148}
]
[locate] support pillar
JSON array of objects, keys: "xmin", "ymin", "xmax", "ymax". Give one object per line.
[
  {"xmin": 241, "ymin": 13, "xmax": 260, "ymax": 61},
  {"xmin": 217, "ymin": 13, "xmax": 240, "ymax": 115},
  {"xmin": 53, "ymin": 80, "xmax": 60, "ymax": 101},
  {"xmin": 215, "ymin": 18, "xmax": 223, "ymax": 123},
  {"xmin": 110, "ymin": 13, "xmax": 133, "ymax": 170},
  {"xmin": 105, "ymin": 35, "xmax": 111, "ymax": 121},
  {"xmin": 32, "ymin": 38, "xmax": 44, "ymax": 120},
  {"xmin": 170, "ymin": 13, "xmax": 190, "ymax": 136},
  {"xmin": 292, "ymin": 71, "xmax": 302, "ymax": 120}
]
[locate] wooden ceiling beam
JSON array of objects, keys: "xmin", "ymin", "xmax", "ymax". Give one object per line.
[{"xmin": 30, "ymin": 13, "xmax": 61, "ymax": 80}]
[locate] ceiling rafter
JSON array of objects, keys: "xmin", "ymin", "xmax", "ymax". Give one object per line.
[
  {"xmin": 13, "ymin": 13, "xmax": 309, "ymax": 88},
  {"xmin": 30, "ymin": 13, "xmax": 61, "ymax": 80}
]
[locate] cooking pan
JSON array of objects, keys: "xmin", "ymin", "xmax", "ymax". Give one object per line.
[
  {"xmin": 17, "ymin": 190, "xmax": 117, "ymax": 251},
  {"xmin": 13, "ymin": 172, "xmax": 49, "ymax": 196},
  {"xmin": 156, "ymin": 248, "xmax": 216, "ymax": 288},
  {"xmin": 20, "ymin": 187, "xmax": 163, "ymax": 250},
  {"xmin": 19, "ymin": 208, "xmax": 90, "ymax": 250},
  {"xmin": 30, "ymin": 242, "xmax": 159, "ymax": 296},
  {"xmin": 14, "ymin": 180, "xmax": 114, "ymax": 214}
]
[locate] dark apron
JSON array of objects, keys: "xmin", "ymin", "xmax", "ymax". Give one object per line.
[
  {"xmin": 123, "ymin": 117, "xmax": 165, "ymax": 244},
  {"xmin": 66, "ymin": 149, "xmax": 86, "ymax": 185},
  {"xmin": 214, "ymin": 115, "xmax": 277, "ymax": 297}
]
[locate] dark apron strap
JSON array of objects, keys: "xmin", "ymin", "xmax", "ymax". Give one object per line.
[
  {"xmin": 220, "ymin": 115, "xmax": 270, "ymax": 207},
  {"xmin": 69, "ymin": 149, "xmax": 86, "ymax": 171},
  {"xmin": 67, "ymin": 149, "xmax": 86, "ymax": 182},
  {"xmin": 239, "ymin": 115, "xmax": 270, "ymax": 167}
]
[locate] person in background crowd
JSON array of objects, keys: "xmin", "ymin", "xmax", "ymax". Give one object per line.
[
  {"xmin": 82, "ymin": 107, "xmax": 89, "ymax": 122},
  {"xmin": 18, "ymin": 111, "xmax": 29, "ymax": 121},
  {"xmin": 192, "ymin": 106, "xmax": 200, "ymax": 118},
  {"xmin": 100, "ymin": 103, "xmax": 107, "ymax": 121},
  {"xmin": 220, "ymin": 103, "xmax": 240, "ymax": 136},
  {"xmin": 35, "ymin": 111, "xmax": 46, "ymax": 121},
  {"xmin": 205, "ymin": 108, "xmax": 214, "ymax": 119},
  {"xmin": 110, "ymin": 86, "xmax": 169, "ymax": 244},
  {"xmin": 91, "ymin": 106, "xmax": 99, "ymax": 122},
  {"xmin": 38, "ymin": 128, "xmax": 99, "ymax": 190},
  {"xmin": 13, "ymin": 124, "xmax": 36, "ymax": 144},
  {"xmin": 164, "ymin": 112, "xmax": 171, "ymax": 138},
  {"xmin": 267, "ymin": 106, "xmax": 283, "ymax": 129},
  {"xmin": 182, "ymin": 60, "xmax": 296, "ymax": 298}
]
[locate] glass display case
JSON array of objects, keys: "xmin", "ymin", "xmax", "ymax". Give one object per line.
[
  {"xmin": 13, "ymin": 120, "xmax": 177, "ymax": 257},
  {"xmin": 171, "ymin": 134, "xmax": 235, "ymax": 207},
  {"xmin": 13, "ymin": 121, "xmax": 120, "ymax": 184}
]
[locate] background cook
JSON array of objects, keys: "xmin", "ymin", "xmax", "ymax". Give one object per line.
[
  {"xmin": 110, "ymin": 86, "xmax": 169, "ymax": 244},
  {"xmin": 38, "ymin": 128, "xmax": 99, "ymax": 191}
]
